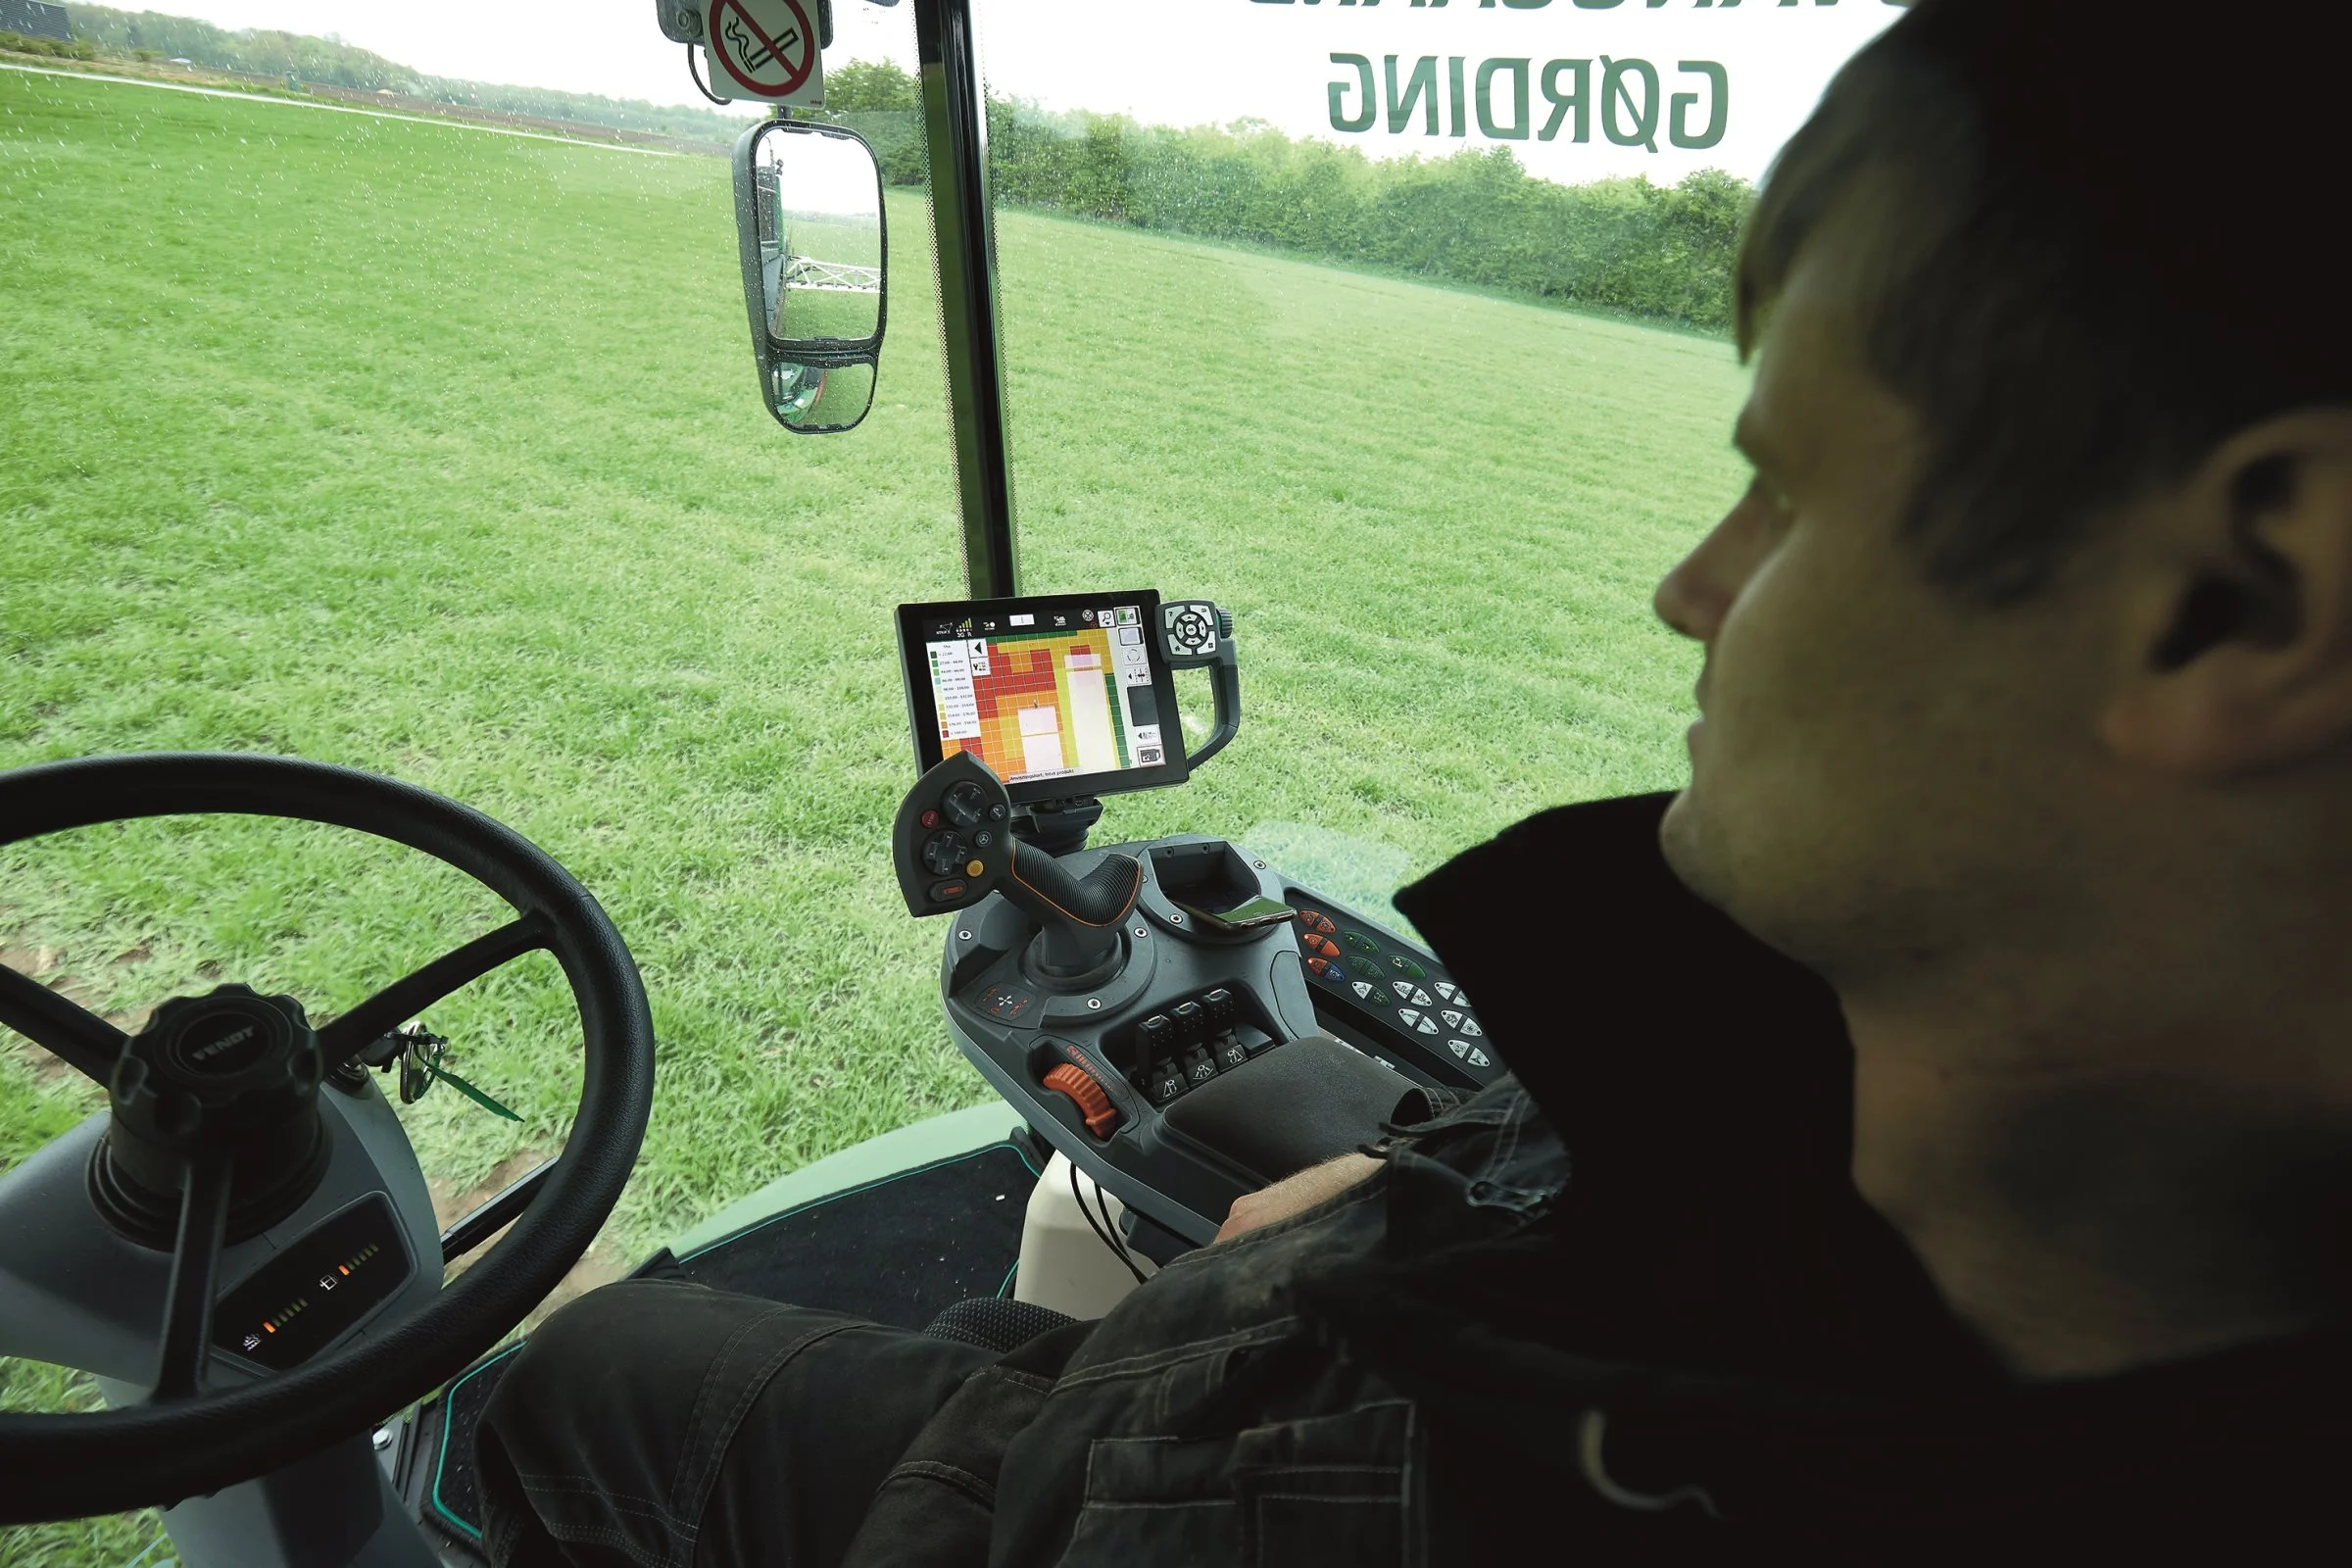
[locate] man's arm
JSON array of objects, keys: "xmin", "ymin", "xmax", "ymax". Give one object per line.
[{"xmin": 1212, "ymin": 1152, "xmax": 1383, "ymax": 1244}]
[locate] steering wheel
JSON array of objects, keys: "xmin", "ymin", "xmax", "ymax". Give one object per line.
[{"xmin": 0, "ymin": 753, "xmax": 657, "ymax": 1524}]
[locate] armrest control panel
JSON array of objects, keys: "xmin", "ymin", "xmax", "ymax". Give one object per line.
[{"xmin": 931, "ymin": 834, "xmax": 1506, "ymax": 1246}]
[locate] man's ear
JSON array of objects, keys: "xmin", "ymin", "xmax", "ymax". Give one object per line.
[{"xmin": 2100, "ymin": 412, "xmax": 2352, "ymax": 776}]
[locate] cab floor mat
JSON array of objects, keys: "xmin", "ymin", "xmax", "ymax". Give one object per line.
[{"xmin": 417, "ymin": 1342, "xmax": 520, "ymax": 1555}]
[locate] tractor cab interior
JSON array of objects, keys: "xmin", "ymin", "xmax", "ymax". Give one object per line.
[{"xmin": 0, "ymin": 1, "xmax": 1905, "ymax": 1562}]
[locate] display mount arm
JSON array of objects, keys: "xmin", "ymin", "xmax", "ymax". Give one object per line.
[{"xmin": 1157, "ymin": 600, "xmax": 1242, "ymax": 769}]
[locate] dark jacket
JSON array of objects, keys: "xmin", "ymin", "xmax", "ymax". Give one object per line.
[{"xmin": 843, "ymin": 793, "xmax": 2351, "ymax": 1565}]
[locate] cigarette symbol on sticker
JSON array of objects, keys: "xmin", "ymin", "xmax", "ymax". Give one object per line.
[{"xmin": 723, "ymin": 16, "xmax": 774, "ymax": 73}]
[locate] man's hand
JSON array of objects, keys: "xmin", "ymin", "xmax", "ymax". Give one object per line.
[{"xmin": 1213, "ymin": 1152, "xmax": 1382, "ymax": 1244}]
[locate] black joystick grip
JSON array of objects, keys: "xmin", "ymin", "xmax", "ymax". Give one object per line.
[
  {"xmin": 1005, "ymin": 841, "xmax": 1143, "ymax": 931},
  {"xmin": 1002, "ymin": 841, "xmax": 1141, "ymax": 979},
  {"xmin": 892, "ymin": 751, "xmax": 1013, "ymax": 916}
]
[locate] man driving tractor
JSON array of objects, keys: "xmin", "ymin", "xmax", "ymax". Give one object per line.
[{"xmin": 478, "ymin": 1, "xmax": 2352, "ymax": 1560}]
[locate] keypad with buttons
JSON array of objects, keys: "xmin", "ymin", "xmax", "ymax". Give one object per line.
[{"xmin": 1288, "ymin": 899, "xmax": 1500, "ymax": 1088}]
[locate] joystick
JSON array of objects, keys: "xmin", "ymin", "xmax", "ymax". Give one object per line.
[
  {"xmin": 1001, "ymin": 836, "xmax": 1143, "ymax": 983},
  {"xmin": 893, "ymin": 753, "xmax": 1145, "ymax": 987}
]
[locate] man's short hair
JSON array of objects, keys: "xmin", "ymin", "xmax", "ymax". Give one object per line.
[{"xmin": 1739, "ymin": 0, "xmax": 2344, "ymax": 605}]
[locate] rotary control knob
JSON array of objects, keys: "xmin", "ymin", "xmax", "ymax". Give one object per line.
[
  {"xmin": 942, "ymin": 780, "xmax": 989, "ymax": 827},
  {"xmin": 1042, "ymin": 1062, "xmax": 1120, "ymax": 1139}
]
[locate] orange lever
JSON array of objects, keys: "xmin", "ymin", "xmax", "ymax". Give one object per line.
[{"xmin": 1042, "ymin": 1063, "xmax": 1120, "ymax": 1139}]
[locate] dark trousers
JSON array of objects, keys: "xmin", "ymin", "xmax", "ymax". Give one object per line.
[{"xmin": 475, "ymin": 1281, "xmax": 995, "ymax": 1568}]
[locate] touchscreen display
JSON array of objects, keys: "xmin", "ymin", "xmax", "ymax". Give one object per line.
[{"xmin": 898, "ymin": 592, "xmax": 1188, "ymax": 800}]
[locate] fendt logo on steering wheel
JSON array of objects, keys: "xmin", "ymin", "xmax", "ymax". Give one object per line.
[
  {"xmin": 173, "ymin": 1010, "xmax": 275, "ymax": 1075},
  {"xmin": 707, "ymin": 0, "xmax": 818, "ymax": 100}
]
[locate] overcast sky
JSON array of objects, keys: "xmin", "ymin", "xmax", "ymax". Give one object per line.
[{"xmin": 148, "ymin": 1, "xmax": 1903, "ymax": 182}]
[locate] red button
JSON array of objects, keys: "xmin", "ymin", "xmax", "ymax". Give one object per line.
[
  {"xmin": 1300, "ymin": 933, "xmax": 1340, "ymax": 960},
  {"xmin": 920, "ymin": 808, "xmax": 942, "ymax": 829},
  {"xmin": 1298, "ymin": 909, "xmax": 1337, "ymax": 935}
]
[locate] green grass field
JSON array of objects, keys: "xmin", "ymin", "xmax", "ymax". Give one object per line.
[{"xmin": 1, "ymin": 63, "xmax": 1739, "ymax": 1558}]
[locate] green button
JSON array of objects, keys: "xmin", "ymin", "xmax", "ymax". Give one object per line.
[
  {"xmin": 1343, "ymin": 931, "xmax": 1382, "ymax": 956},
  {"xmin": 1348, "ymin": 956, "xmax": 1386, "ymax": 983},
  {"xmin": 1387, "ymin": 955, "xmax": 1428, "ymax": 980}
]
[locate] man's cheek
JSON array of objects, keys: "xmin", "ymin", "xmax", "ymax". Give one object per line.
[{"xmin": 1694, "ymin": 577, "xmax": 1872, "ymax": 851}]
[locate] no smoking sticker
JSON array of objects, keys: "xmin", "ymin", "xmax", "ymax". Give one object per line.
[{"xmin": 705, "ymin": 0, "xmax": 824, "ymax": 104}]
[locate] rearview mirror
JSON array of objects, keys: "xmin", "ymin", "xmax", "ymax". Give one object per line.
[{"xmin": 731, "ymin": 118, "xmax": 887, "ymax": 433}]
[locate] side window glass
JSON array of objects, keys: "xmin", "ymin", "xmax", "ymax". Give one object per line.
[{"xmin": 0, "ymin": 6, "xmax": 958, "ymax": 1507}]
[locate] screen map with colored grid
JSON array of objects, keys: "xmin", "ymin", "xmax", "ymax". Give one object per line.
[{"xmin": 925, "ymin": 604, "xmax": 1164, "ymax": 784}]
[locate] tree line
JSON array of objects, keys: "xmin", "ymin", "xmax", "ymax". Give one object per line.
[
  {"xmin": 56, "ymin": 5, "xmax": 757, "ymax": 145},
  {"xmin": 820, "ymin": 60, "xmax": 1746, "ymax": 334}
]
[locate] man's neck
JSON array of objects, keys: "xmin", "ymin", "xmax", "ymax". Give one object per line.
[{"xmin": 1846, "ymin": 998, "xmax": 2352, "ymax": 1381}]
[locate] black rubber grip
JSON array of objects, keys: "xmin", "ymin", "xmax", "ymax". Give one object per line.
[{"xmin": 1006, "ymin": 841, "xmax": 1143, "ymax": 929}]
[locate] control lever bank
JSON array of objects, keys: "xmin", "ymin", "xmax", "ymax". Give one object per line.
[{"xmin": 892, "ymin": 755, "xmax": 1507, "ymax": 1245}]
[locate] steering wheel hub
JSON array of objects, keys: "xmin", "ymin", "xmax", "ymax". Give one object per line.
[
  {"xmin": 166, "ymin": 998, "xmax": 291, "ymax": 1078},
  {"xmin": 95, "ymin": 985, "xmax": 330, "ymax": 1248}
]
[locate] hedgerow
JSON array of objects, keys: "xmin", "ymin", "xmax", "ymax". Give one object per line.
[{"xmin": 822, "ymin": 61, "xmax": 1746, "ymax": 334}]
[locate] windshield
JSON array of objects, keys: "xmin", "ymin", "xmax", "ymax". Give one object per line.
[{"xmin": 904, "ymin": 0, "xmax": 1901, "ymax": 922}]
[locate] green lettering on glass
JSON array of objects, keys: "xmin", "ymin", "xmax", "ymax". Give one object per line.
[
  {"xmin": 1670, "ymin": 60, "xmax": 1727, "ymax": 149},
  {"xmin": 1476, "ymin": 58, "xmax": 1531, "ymax": 140},
  {"xmin": 1601, "ymin": 56, "xmax": 1659, "ymax": 150},
  {"xmin": 1330, "ymin": 52, "xmax": 1377, "ymax": 131},
  {"xmin": 1539, "ymin": 59, "xmax": 1591, "ymax": 142},
  {"xmin": 1386, "ymin": 54, "xmax": 1440, "ymax": 133}
]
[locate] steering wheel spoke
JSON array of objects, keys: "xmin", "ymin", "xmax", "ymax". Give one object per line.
[
  {"xmin": 0, "ymin": 960, "xmax": 128, "ymax": 1085},
  {"xmin": 317, "ymin": 913, "xmax": 553, "ymax": 1069},
  {"xmin": 152, "ymin": 1152, "xmax": 233, "ymax": 1401}
]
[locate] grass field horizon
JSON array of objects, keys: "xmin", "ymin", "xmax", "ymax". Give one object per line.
[{"xmin": 3, "ymin": 65, "xmax": 1738, "ymax": 1558}]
